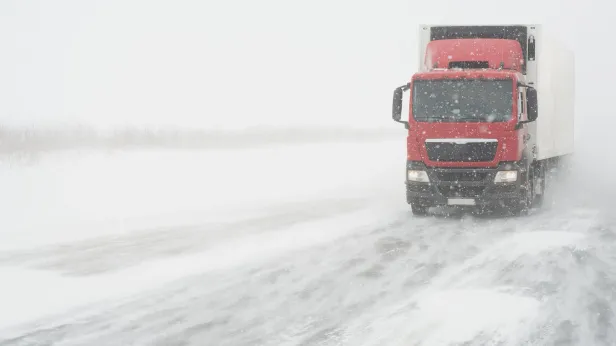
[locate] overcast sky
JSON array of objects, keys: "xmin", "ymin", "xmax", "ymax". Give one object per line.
[{"xmin": 0, "ymin": 0, "xmax": 606, "ymax": 132}]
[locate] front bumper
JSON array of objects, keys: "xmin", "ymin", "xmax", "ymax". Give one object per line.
[{"xmin": 405, "ymin": 161, "xmax": 525, "ymax": 207}]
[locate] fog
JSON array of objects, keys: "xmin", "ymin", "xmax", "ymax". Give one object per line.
[
  {"xmin": 3, "ymin": 1, "xmax": 616, "ymax": 344},
  {"xmin": 0, "ymin": 0, "xmax": 597, "ymax": 132},
  {"xmin": 2, "ymin": 0, "xmax": 611, "ymax": 182}
]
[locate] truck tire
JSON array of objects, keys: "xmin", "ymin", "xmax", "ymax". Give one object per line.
[
  {"xmin": 511, "ymin": 195, "xmax": 530, "ymax": 216},
  {"xmin": 532, "ymin": 162, "xmax": 546, "ymax": 208},
  {"xmin": 407, "ymin": 189, "xmax": 429, "ymax": 215},
  {"xmin": 511, "ymin": 170, "xmax": 534, "ymax": 216},
  {"xmin": 411, "ymin": 202, "xmax": 429, "ymax": 216}
]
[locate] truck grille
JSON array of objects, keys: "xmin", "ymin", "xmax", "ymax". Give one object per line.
[
  {"xmin": 438, "ymin": 185, "xmax": 486, "ymax": 197},
  {"xmin": 425, "ymin": 141, "xmax": 497, "ymax": 162},
  {"xmin": 434, "ymin": 171, "xmax": 488, "ymax": 182}
]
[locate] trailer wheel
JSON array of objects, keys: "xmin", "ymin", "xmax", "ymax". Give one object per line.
[{"xmin": 532, "ymin": 162, "xmax": 546, "ymax": 208}]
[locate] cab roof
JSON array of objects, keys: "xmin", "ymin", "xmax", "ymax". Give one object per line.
[{"xmin": 412, "ymin": 69, "xmax": 522, "ymax": 81}]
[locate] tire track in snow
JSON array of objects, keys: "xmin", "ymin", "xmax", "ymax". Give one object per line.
[
  {"xmin": 1, "ymin": 207, "xmax": 611, "ymax": 346},
  {"xmin": 0, "ymin": 211, "xmax": 488, "ymax": 345},
  {"xmin": 0, "ymin": 198, "xmax": 369, "ymax": 276}
]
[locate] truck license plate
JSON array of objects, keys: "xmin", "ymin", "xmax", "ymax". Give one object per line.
[{"xmin": 448, "ymin": 198, "xmax": 476, "ymax": 206}]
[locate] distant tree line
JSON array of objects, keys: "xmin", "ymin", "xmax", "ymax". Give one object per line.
[{"xmin": 0, "ymin": 125, "xmax": 399, "ymax": 156}]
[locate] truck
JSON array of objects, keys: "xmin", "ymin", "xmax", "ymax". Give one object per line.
[{"xmin": 391, "ymin": 25, "xmax": 574, "ymax": 215}]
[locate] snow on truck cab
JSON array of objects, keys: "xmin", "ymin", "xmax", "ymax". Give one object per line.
[{"xmin": 391, "ymin": 25, "xmax": 575, "ymax": 215}]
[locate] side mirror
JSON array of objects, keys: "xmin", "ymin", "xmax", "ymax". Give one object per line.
[
  {"xmin": 527, "ymin": 87, "xmax": 538, "ymax": 122},
  {"xmin": 516, "ymin": 87, "xmax": 538, "ymax": 129},
  {"xmin": 392, "ymin": 83, "xmax": 410, "ymax": 129}
]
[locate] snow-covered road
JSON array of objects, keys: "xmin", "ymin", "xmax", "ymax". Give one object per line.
[{"xmin": 0, "ymin": 138, "xmax": 614, "ymax": 345}]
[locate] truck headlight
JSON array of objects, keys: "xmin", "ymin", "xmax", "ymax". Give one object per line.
[
  {"xmin": 494, "ymin": 170, "xmax": 518, "ymax": 183},
  {"xmin": 407, "ymin": 170, "xmax": 430, "ymax": 183}
]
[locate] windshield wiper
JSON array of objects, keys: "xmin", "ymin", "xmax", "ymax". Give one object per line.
[
  {"xmin": 453, "ymin": 117, "xmax": 485, "ymax": 122},
  {"xmin": 415, "ymin": 116, "xmax": 490, "ymax": 123},
  {"xmin": 414, "ymin": 117, "xmax": 440, "ymax": 122}
]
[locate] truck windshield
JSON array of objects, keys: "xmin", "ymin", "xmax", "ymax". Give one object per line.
[{"xmin": 412, "ymin": 79, "xmax": 513, "ymax": 122}]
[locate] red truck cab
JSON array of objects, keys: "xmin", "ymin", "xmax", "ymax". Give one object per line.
[
  {"xmin": 408, "ymin": 69, "xmax": 528, "ymax": 167},
  {"xmin": 392, "ymin": 34, "xmax": 540, "ymax": 215}
]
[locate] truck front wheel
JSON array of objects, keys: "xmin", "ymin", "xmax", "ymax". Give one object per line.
[
  {"xmin": 407, "ymin": 189, "xmax": 430, "ymax": 215},
  {"xmin": 511, "ymin": 170, "xmax": 534, "ymax": 216},
  {"xmin": 411, "ymin": 202, "xmax": 429, "ymax": 216}
]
